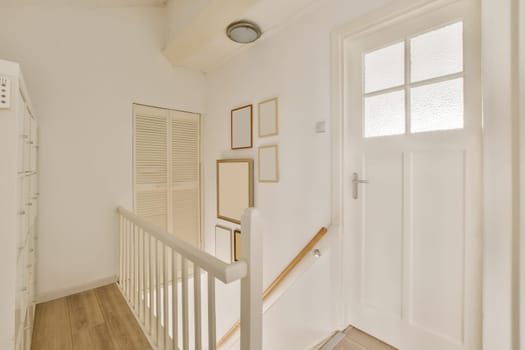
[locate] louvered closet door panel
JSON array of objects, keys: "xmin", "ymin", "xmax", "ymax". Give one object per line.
[
  {"xmin": 136, "ymin": 191, "xmax": 168, "ymax": 229},
  {"xmin": 171, "ymin": 110, "xmax": 200, "ymax": 247},
  {"xmin": 134, "ymin": 105, "xmax": 169, "ymax": 230}
]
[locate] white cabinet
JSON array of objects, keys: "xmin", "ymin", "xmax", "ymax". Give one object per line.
[{"xmin": 0, "ymin": 60, "xmax": 38, "ymax": 350}]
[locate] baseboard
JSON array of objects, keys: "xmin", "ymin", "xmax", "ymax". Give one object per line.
[
  {"xmin": 311, "ymin": 331, "xmax": 346, "ymax": 350},
  {"xmin": 318, "ymin": 331, "xmax": 345, "ymax": 350},
  {"xmin": 310, "ymin": 332, "xmax": 337, "ymax": 350},
  {"xmin": 35, "ymin": 275, "xmax": 118, "ymax": 304}
]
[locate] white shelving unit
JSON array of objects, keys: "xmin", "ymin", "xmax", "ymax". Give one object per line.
[{"xmin": 0, "ymin": 60, "xmax": 39, "ymax": 350}]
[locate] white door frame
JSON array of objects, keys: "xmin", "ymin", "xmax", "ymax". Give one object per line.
[
  {"xmin": 330, "ymin": 0, "xmax": 521, "ymax": 349},
  {"xmin": 521, "ymin": 1, "xmax": 525, "ymax": 348},
  {"xmin": 480, "ymin": 0, "xmax": 521, "ymax": 349}
]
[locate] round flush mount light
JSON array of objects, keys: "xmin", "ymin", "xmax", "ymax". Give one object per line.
[{"xmin": 226, "ymin": 20, "xmax": 262, "ymax": 44}]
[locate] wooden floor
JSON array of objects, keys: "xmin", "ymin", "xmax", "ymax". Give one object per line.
[
  {"xmin": 334, "ymin": 327, "xmax": 397, "ymax": 350},
  {"xmin": 32, "ymin": 284, "xmax": 152, "ymax": 350}
]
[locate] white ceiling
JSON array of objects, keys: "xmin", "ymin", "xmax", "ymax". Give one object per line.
[
  {"xmin": 0, "ymin": 0, "xmax": 319, "ymax": 72},
  {"xmin": 163, "ymin": 0, "xmax": 319, "ymax": 72},
  {"xmin": 0, "ymin": 0, "xmax": 165, "ymax": 7}
]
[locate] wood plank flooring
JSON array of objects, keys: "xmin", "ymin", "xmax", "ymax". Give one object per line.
[
  {"xmin": 334, "ymin": 327, "xmax": 397, "ymax": 350},
  {"xmin": 32, "ymin": 284, "xmax": 152, "ymax": 350}
]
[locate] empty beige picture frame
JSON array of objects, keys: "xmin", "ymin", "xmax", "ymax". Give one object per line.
[
  {"xmin": 258, "ymin": 97, "xmax": 278, "ymax": 137},
  {"xmin": 258, "ymin": 145, "xmax": 279, "ymax": 182},
  {"xmin": 217, "ymin": 159, "xmax": 254, "ymax": 224},
  {"xmin": 215, "ymin": 225, "xmax": 233, "ymax": 263},
  {"xmin": 231, "ymin": 104, "xmax": 253, "ymax": 149}
]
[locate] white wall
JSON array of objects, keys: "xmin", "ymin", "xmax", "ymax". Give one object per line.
[
  {"xmin": 0, "ymin": 6, "xmax": 206, "ymax": 300},
  {"xmin": 204, "ymin": 0, "xmax": 525, "ymax": 349},
  {"xmin": 203, "ymin": 0, "xmax": 392, "ymax": 348}
]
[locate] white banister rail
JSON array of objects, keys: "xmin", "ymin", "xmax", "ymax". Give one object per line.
[
  {"xmin": 118, "ymin": 207, "xmax": 247, "ymax": 283},
  {"xmin": 116, "ymin": 206, "xmax": 262, "ymax": 350}
]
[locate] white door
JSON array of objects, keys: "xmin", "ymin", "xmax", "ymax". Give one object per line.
[{"xmin": 343, "ymin": 2, "xmax": 482, "ymax": 350}]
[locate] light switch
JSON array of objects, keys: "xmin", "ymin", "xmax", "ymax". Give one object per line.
[
  {"xmin": 0, "ymin": 77, "xmax": 11, "ymax": 109},
  {"xmin": 315, "ymin": 120, "xmax": 326, "ymax": 133}
]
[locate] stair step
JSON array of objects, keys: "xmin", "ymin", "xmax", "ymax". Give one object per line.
[{"xmin": 319, "ymin": 331, "xmax": 346, "ymax": 350}]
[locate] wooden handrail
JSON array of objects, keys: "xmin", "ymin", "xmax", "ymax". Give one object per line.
[
  {"xmin": 263, "ymin": 227, "xmax": 328, "ymax": 299},
  {"xmin": 217, "ymin": 226, "xmax": 329, "ymax": 347}
]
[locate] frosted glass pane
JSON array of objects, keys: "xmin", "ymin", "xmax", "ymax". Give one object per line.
[
  {"xmin": 411, "ymin": 22, "xmax": 463, "ymax": 82},
  {"xmin": 365, "ymin": 42, "xmax": 405, "ymax": 93},
  {"xmin": 364, "ymin": 90, "xmax": 405, "ymax": 138},
  {"xmin": 411, "ymin": 78, "xmax": 464, "ymax": 133}
]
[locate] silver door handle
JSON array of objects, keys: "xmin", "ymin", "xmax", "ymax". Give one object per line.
[{"xmin": 352, "ymin": 172, "xmax": 369, "ymax": 199}]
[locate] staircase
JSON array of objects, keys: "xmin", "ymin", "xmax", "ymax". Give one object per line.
[
  {"xmin": 117, "ymin": 207, "xmax": 262, "ymax": 350},
  {"xmin": 117, "ymin": 206, "xmax": 332, "ymax": 350}
]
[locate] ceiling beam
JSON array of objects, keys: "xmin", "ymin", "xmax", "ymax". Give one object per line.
[{"xmin": 163, "ymin": 0, "xmax": 259, "ymax": 66}]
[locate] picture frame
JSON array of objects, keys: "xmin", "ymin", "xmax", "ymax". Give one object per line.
[
  {"xmin": 215, "ymin": 225, "xmax": 233, "ymax": 263},
  {"xmin": 234, "ymin": 229, "xmax": 241, "ymax": 262},
  {"xmin": 258, "ymin": 97, "xmax": 278, "ymax": 137},
  {"xmin": 217, "ymin": 159, "xmax": 254, "ymax": 224},
  {"xmin": 258, "ymin": 145, "xmax": 279, "ymax": 183},
  {"xmin": 231, "ymin": 104, "xmax": 253, "ymax": 149}
]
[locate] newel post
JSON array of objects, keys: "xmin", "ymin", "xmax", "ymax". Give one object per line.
[{"xmin": 240, "ymin": 208, "xmax": 263, "ymax": 350}]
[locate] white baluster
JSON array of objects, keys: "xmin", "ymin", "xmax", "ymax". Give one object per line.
[
  {"xmin": 133, "ymin": 225, "xmax": 140, "ymax": 312},
  {"xmin": 172, "ymin": 250, "xmax": 179, "ymax": 350},
  {"xmin": 127, "ymin": 218, "xmax": 132, "ymax": 300},
  {"xmin": 125, "ymin": 218, "xmax": 129, "ymax": 298},
  {"xmin": 240, "ymin": 208, "xmax": 263, "ymax": 350},
  {"xmin": 122, "ymin": 218, "xmax": 126, "ymax": 294},
  {"xmin": 142, "ymin": 228, "xmax": 146, "ymax": 325},
  {"xmin": 194, "ymin": 265, "xmax": 202, "ymax": 350},
  {"xmin": 182, "ymin": 258, "xmax": 189, "ymax": 350},
  {"xmin": 119, "ymin": 215, "xmax": 123, "ymax": 288},
  {"xmin": 135, "ymin": 226, "xmax": 139, "ymax": 312},
  {"xmin": 163, "ymin": 244, "xmax": 169, "ymax": 350},
  {"xmin": 156, "ymin": 240, "xmax": 161, "ymax": 347},
  {"xmin": 137, "ymin": 227, "xmax": 142, "ymax": 320},
  {"xmin": 149, "ymin": 234, "xmax": 154, "ymax": 337},
  {"xmin": 131, "ymin": 222, "xmax": 135, "ymax": 308},
  {"xmin": 207, "ymin": 273, "xmax": 216, "ymax": 350}
]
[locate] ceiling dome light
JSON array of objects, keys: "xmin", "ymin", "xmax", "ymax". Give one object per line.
[{"xmin": 226, "ymin": 21, "xmax": 262, "ymax": 44}]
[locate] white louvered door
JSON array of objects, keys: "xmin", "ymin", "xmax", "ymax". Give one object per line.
[{"xmin": 133, "ymin": 104, "xmax": 201, "ymax": 246}]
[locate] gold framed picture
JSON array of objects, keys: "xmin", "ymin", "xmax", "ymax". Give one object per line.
[
  {"xmin": 216, "ymin": 159, "xmax": 254, "ymax": 224},
  {"xmin": 258, "ymin": 144, "xmax": 279, "ymax": 183},
  {"xmin": 231, "ymin": 104, "xmax": 253, "ymax": 149},
  {"xmin": 258, "ymin": 97, "xmax": 278, "ymax": 137}
]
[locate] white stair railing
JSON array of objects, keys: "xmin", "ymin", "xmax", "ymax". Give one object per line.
[
  {"xmin": 117, "ymin": 207, "xmax": 262, "ymax": 350},
  {"xmin": 216, "ymin": 226, "xmax": 330, "ymax": 349}
]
